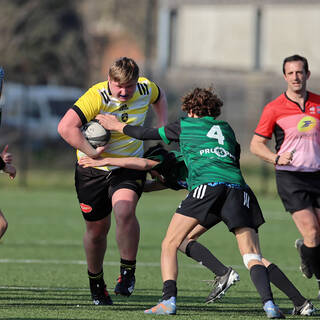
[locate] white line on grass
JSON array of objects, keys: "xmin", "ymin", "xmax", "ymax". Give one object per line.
[
  {"xmin": 0, "ymin": 285, "xmax": 88, "ymax": 291},
  {"xmin": 0, "ymin": 258, "xmax": 299, "ymax": 271},
  {"xmin": 1, "ymin": 240, "xmax": 81, "ymax": 245}
]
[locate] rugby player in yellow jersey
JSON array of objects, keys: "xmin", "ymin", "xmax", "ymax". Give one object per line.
[{"xmin": 58, "ymin": 57, "xmax": 168, "ymax": 305}]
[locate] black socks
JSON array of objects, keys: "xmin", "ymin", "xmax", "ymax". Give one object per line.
[
  {"xmin": 250, "ymin": 264, "xmax": 273, "ymax": 304},
  {"xmin": 267, "ymin": 263, "xmax": 305, "ymax": 307},
  {"xmin": 162, "ymin": 280, "xmax": 177, "ymax": 300},
  {"xmin": 185, "ymin": 241, "xmax": 229, "ymax": 276}
]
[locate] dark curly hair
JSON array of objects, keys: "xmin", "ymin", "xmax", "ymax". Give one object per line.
[{"xmin": 181, "ymin": 87, "xmax": 223, "ymax": 118}]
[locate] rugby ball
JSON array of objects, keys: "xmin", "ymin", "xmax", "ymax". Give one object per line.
[{"xmin": 81, "ymin": 120, "xmax": 111, "ymax": 147}]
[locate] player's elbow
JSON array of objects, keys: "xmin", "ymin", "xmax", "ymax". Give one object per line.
[
  {"xmin": 57, "ymin": 121, "xmax": 63, "ymax": 136},
  {"xmin": 249, "ymin": 140, "xmax": 256, "ymax": 155},
  {"xmin": 57, "ymin": 121, "xmax": 69, "ymax": 139},
  {"xmin": 249, "ymin": 138, "xmax": 259, "ymax": 156}
]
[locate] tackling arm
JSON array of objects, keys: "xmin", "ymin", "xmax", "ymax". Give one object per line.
[
  {"xmin": 123, "ymin": 125, "xmax": 161, "ymax": 140},
  {"xmin": 78, "ymin": 155, "xmax": 159, "ymax": 171},
  {"xmin": 95, "ymin": 113, "xmax": 162, "ymax": 140}
]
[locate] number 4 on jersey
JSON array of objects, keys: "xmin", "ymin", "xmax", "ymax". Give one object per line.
[{"xmin": 206, "ymin": 125, "xmax": 225, "ymax": 145}]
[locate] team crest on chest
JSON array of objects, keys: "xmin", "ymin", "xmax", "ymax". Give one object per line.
[
  {"xmin": 297, "ymin": 116, "xmax": 317, "ymax": 132},
  {"xmin": 121, "ymin": 113, "xmax": 129, "ymax": 122}
]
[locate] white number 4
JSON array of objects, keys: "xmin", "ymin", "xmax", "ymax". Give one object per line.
[{"xmin": 206, "ymin": 125, "xmax": 225, "ymax": 145}]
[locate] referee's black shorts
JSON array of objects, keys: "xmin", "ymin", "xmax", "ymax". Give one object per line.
[
  {"xmin": 276, "ymin": 170, "xmax": 320, "ymax": 213},
  {"xmin": 75, "ymin": 164, "xmax": 146, "ymax": 221},
  {"xmin": 176, "ymin": 183, "xmax": 265, "ymax": 233}
]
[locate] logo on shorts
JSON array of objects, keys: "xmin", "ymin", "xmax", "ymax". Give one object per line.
[
  {"xmin": 243, "ymin": 192, "xmax": 250, "ymax": 208},
  {"xmin": 193, "ymin": 184, "xmax": 207, "ymax": 199},
  {"xmin": 297, "ymin": 116, "xmax": 316, "ymax": 132},
  {"xmin": 80, "ymin": 203, "xmax": 92, "ymax": 213}
]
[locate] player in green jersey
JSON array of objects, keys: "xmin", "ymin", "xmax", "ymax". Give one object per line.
[
  {"xmin": 79, "ymin": 143, "xmax": 315, "ymax": 316},
  {"xmin": 95, "ymin": 87, "xmax": 315, "ymax": 317},
  {"xmin": 79, "ymin": 144, "xmax": 240, "ymax": 302}
]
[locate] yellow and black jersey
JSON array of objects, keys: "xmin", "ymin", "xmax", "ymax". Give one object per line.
[{"xmin": 72, "ymin": 77, "xmax": 160, "ymax": 171}]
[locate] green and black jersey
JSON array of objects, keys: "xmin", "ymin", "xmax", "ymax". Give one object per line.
[
  {"xmin": 143, "ymin": 144, "xmax": 187, "ymax": 190},
  {"xmin": 124, "ymin": 116, "xmax": 246, "ymax": 191},
  {"xmin": 152, "ymin": 150, "xmax": 188, "ymax": 190}
]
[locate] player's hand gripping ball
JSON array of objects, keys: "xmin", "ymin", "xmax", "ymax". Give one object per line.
[{"xmin": 81, "ymin": 120, "xmax": 111, "ymax": 148}]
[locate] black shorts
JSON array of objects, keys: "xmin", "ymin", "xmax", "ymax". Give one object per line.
[
  {"xmin": 176, "ymin": 183, "xmax": 265, "ymax": 233},
  {"xmin": 276, "ymin": 170, "xmax": 320, "ymax": 213},
  {"xmin": 75, "ymin": 164, "xmax": 146, "ymax": 221}
]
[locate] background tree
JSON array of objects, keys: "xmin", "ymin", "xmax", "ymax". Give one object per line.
[{"xmin": 0, "ymin": 0, "xmax": 88, "ymax": 86}]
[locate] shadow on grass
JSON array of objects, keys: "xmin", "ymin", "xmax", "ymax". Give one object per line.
[{"xmin": 0, "ymin": 285, "xmax": 295, "ymax": 317}]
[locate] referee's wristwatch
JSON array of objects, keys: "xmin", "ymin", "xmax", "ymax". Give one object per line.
[{"xmin": 274, "ymin": 155, "xmax": 280, "ymax": 165}]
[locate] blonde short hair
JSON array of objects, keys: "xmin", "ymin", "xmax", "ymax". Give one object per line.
[{"xmin": 108, "ymin": 57, "xmax": 139, "ymax": 84}]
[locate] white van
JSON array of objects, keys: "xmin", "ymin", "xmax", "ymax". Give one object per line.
[{"xmin": 0, "ymin": 82, "xmax": 83, "ymax": 139}]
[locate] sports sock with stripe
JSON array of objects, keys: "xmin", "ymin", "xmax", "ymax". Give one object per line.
[{"xmin": 120, "ymin": 258, "xmax": 136, "ymax": 275}]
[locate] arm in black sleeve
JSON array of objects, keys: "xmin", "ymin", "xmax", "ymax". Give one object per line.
[
  {"xmin": 0, "ymin": 156, "xmax": 6, "ymax": 170},
  {"xmin": 123, "ymin": 125, "xmax": 161, "ymax": 140},
  {"xmin": 123, "ymin": 120, "xmax": 181, "ymax": 143}
]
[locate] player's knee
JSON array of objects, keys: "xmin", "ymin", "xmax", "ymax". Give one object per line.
[
  {"xmin": 114, "ymin": 204, "xmax": 136, "ymax": 224},
  {"xmin": 116, "ymin": 213, "xmax": 134, "ymax": 226},
  {"xmin": 242, "ymin": 253, "xmax": 262, "ymax": 270},
  {"xmin": 162, "ymin": 236, "xmax": 180, "ymax": 252},
  {"xmin": 85, "ymin": 226, "xmax": 107, "ymax": 244}
]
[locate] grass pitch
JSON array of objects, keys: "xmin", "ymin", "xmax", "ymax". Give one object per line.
[{"xmin": 0, "ymin": 185, "xmax": 319, "ymax": 319}]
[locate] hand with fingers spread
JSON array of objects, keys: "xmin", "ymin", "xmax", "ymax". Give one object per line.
[
  {"xmin": 96, "ymin": 114, "xmax": 125, "ymax": 132},
  {"xmin": 78, "ymin": 155, "xmax": 105, "ymax": 168}
]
